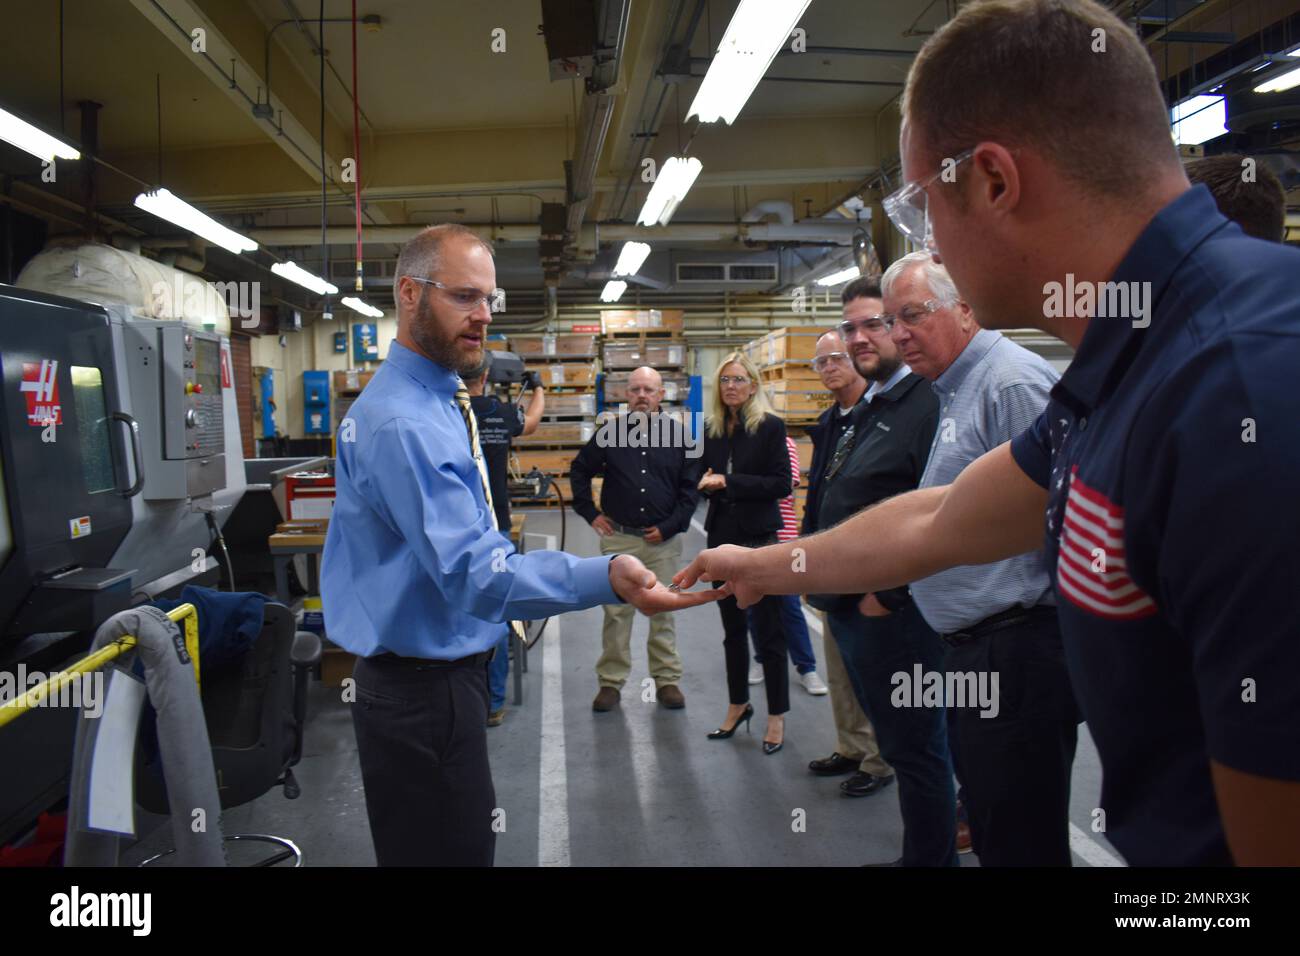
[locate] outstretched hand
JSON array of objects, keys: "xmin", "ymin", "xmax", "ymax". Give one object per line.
[
  {"xmin": 672, "ymin": 544, "xmax": 762, "ymax": 608},
  {"xmin": 610, "ymin": 554, "xmax": 729, "ymax": 616}
]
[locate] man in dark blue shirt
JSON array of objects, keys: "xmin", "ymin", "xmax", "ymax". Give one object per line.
[
  {"xmin": 466, "ymin": 353, "xmax": 545, "ymax": 725},
  {"xmin": 570, "ymin": 366, "xmax": 701, "ymax": 711},
  {"xmin": 678, "ymin": 0, "xmax": 1300, "ymax": 865}
]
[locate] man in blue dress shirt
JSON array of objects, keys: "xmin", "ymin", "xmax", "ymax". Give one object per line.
[
  {"xmin": 679, "ymin": 0, "xmax": 1300, "ymax": 865},
  {"xmin": 322, "ymin": 224, "xmax": 720, "ymax": 866}
]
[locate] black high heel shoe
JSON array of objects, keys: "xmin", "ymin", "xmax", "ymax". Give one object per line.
[
  {"xmin": 707, "ymin": 703, "xmax": 754, "ymax": 739},
  {"xmin": 763, "ymin": 718, "xmax": 785, "ymax": 755}
]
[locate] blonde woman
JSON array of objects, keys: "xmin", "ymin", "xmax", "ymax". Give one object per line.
[{"xmin": 698, "ymin": 353, "xmax": 793, "ymax": 753}]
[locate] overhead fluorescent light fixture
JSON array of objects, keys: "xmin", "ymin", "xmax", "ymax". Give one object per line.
[
  {"xmin": 134, "ymin": 187, "xmax": 258, "ymax": 254},
  {"xmin": 600, "ymin": 280, "xmax": 627, "ymax": 303},
  {"xmin": 815, "ymin": 266, "xmax": 861, "ymax": 287},
  {"xmin": 612, "ymin": 241, "xmax": 651, "ymax": 277},
  {"xmin": 271, "ymin": 260, "xmax": 338, "ymax": 296},
  {"xmin": 0, "ymin": 105, "xmax": 80, "ymax": 162},
  {"xmin": 687, "ymin": 0, "xmax": 813, "ymax": 125},
  {"xmin": 1254, "ymin": 51, "xmax": 1300, "ymax": 93},
  {"xmin": 1170, "ymin": 95, "xmax": 1227, "ymax": 146},
  {"xmin": 341, "ymin": 296, "xmax": 383, "ymax": 318},
  {"xmin": 637, "ymin": 157, "xmax": 703, "ymax": 226}
]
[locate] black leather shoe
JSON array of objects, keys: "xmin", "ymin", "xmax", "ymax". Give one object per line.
[
  {"xmin": 840, "ymin": 771, "xmax": 896, "ymax": 798},
  {"xmin": 808, "ymin": 752, "xmax": 860, "ymax": 776}
]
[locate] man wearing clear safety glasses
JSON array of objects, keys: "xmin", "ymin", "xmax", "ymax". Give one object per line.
[
  {"xmin": 679, "ymin": 0, "xmax": 1300, "ymax": 867},
  {"xmin": 323, "ymin": 224, "xmax": 724, "ymax": 867}
]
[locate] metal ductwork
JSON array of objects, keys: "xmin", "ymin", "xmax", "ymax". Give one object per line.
[{"xmin": 742, "ymin": 200, "xmax": 795, "ymax": 226}]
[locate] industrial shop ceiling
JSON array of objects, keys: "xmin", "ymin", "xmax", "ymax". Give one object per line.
[{"xmin": 0, "ymin": 0, "xmax": 1296, "ymax": 312}]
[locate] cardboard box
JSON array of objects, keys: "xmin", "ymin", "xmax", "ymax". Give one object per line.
[
  {"xmin": 600, "ymin": 309, "xmax": 685, "ymax": 333},
  {"xmin": 333, "ymin": 369, "xmax": 375, "ymax": 393}
]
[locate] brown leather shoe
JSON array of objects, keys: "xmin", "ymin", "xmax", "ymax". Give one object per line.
[
  {"xmin": 592, "ymin": 686, "xmax": 620, "ymax": 712},
  {"xmin": 657, "ymin": 684, "xmax": 686, "ymax": 709}
]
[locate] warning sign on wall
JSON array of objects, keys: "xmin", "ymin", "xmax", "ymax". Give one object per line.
[{"xmin": 21, "ymin": 359, "xmax": 62, "ymax": 426}]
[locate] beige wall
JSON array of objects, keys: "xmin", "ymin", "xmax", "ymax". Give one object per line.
[{"xmin": 250, "ymin": 313, "xmax": 398, "ymax": 439}]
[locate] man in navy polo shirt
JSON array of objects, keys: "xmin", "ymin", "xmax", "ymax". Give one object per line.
[{"xmin": 677, "ymin": 0, "xmax": 1300, "ymax": 866}]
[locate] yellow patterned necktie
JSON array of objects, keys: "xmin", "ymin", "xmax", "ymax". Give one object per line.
[{"xmin": 454, "ymin": 380, "xmax": 528, "ymax": 646}]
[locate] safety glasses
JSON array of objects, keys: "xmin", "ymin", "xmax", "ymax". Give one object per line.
[
  {"xmin": 408, "ymin": 276, "xmax": 506, "ymax": 314},
  {"xmin": 882, "ymin": 149, "xmax": 973, "ymax": 250}
]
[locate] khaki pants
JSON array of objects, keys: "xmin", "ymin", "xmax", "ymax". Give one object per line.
[
  {"xmin": 818, "ymin": 608, "xmax": 892, "ymax": 777},
  {"xmin": 596, "ymin": 531, "xmax": 684, "ymax": 689}
]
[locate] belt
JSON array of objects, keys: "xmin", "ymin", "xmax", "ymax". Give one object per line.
[
  {"xmin": 939, "ymin": 605, "xmax": 1057, "ymax": 648},
  {"xmin": 609, "ymin": 522, "xmax": 651, "ymax": 537},
  {"xmin": 370, "ymin": 649, "xmax": 493, "ymax": 669}
]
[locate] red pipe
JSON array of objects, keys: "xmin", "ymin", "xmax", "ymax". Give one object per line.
[{"xmin": 352, "ymin": 0, "xmax": 362, "ymax": 292}]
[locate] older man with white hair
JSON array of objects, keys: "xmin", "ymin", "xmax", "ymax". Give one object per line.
[{"xmin": 884, "ymin": 251, "xmax": 1080, "ymax": 866}]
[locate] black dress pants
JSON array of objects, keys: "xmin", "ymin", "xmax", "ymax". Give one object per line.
[
  {"xmin": 944, "ymin": 607, "xmax": 1081, "ymax": 867},
  {"xmin": 713, "ymin": 531, "xmax": 789, "ymax": 716},
  {"xmin": 351, "ymin": 651, "xmax": 496, "ymax": 866}
]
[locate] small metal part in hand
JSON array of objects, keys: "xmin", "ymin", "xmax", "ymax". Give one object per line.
[{"xmin": 667, "ymin": 582, "xmax": 683, "ymax": 592}]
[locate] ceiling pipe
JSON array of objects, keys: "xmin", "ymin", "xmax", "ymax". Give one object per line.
[
  {"xmin": 742, "ymin": 199, "xmax": 794, "ymax": 226},
  {"xmin": 248, "ymin": 219, "xmax": 864, "ymax": 246}
]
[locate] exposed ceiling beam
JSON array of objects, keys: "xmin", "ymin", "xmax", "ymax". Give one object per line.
[{"xmin": 127, "ymin": 0, "xmax": 339, "ymax": 186}]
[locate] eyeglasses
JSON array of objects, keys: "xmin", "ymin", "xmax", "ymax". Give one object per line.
[
  {"xmin": 839, "ymin": 300, "xmax": 946, "ymax": 338},
  {"xmin": 627, "ymin": 386, "xmax": 661, "ymax": 395},
  {"xmin": 719, "ymin": 375, "xmax": 751, "ymax": 386},
  {"xmin": 882, "ymin": 148, "xmax": 973, "ymax": 251},
  {"xmin": 811, "ymin": 351, "xmax": 850, "ymax": 370},
  {"xmin": 407, "ymin": 276, "xmax": 506, "ymax": 314}
]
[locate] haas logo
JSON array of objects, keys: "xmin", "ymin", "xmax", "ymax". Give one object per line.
[{"xmin": 21, "ymin": 360, "xmax": 62, "ymax": 426}]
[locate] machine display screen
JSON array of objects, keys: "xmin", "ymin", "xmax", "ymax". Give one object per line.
[
  {"xmin": 194, "ymin": 338, "xmax": 221, "ymax": 397},
  {"xmin": 71, "ymin": 366, "xmax": 114, "ymax": 494}
]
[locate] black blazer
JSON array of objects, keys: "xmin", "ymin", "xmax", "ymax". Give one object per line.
[
  {"xmin": 800, "ymin": 396, "xmax": 863, "ymax": 536},
  {"xmin": 700, "ymin": 411, "xmax": 791, "ymax": 545}
]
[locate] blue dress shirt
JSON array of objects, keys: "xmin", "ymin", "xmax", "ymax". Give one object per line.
[{"xmin": 322, "ymin": 340, "xmax": 618, "ymax": 659}]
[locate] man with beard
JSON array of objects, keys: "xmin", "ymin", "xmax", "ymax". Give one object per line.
[
  {"xmin": 321, "ymin": 224, "xmax": 722, "ymax": 866},
  {"xmin": 570, "ymin": 365, "xmax": 701, "ymax": 712},
  {"xmin": 800, "ymin": 275, "xmax": 955, "ymax": 866}
]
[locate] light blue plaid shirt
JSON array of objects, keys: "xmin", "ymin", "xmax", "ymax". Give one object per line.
[{"xmin": 910, "ymin": 329, "xmax": 1059, "ymax": 634}]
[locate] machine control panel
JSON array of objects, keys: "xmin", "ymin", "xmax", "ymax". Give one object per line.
[{"xmin": 164, "ymin": 328, "xmax": 224, "ymax": 460}]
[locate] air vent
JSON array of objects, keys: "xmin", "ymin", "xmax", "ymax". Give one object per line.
[
  {"xmin": 676, "ymin": 263, "xmax": 727, "ymax": 282},
  {"xmin": 728, "ymin": 263, "xmax": 778, "ymax": 282}
]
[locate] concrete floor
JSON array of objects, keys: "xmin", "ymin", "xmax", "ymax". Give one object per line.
[{"xmin": 124, "ymin": 505, "xmax": 1126, "ymax": 867}]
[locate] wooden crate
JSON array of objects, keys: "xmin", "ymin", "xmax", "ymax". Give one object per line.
[
  {"xmin": 515, "ymin": 421, "xmax": 596, "ymax": 446},
  {"xmin": 603, "ymin": 371, "xmax": 690, "ymax": 403},
  {"xmin": 510, "ymin": 333, "xmax": 599, "ymax": 358},
  {"xmin": 760, "ymin": 360, "xmax": 822, "ymax": 385},
  {"xmin": 600, "ymin": 309, "xmax": 684, "ymax": 334},
  {"xmin": 527, "ymin": 362, "xmax": 597, "ymax": 388},
  {"xmin": 603, "ymin": 341, "xmax": 686, "ymax": 369},
  {"xmin": 512, "ymin": 448, "xmax": 578, "ymax": 475},
  {"xmin": 753, "ymin": 327, "xmax": 834, "ymax": 367},
  {"xmin": 767, "ymin": 380, "xmax": 833, "ymax": 417},
  {"xmin": 540, "ymin": 393, "xmax": 597, "ymax": 416}
]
